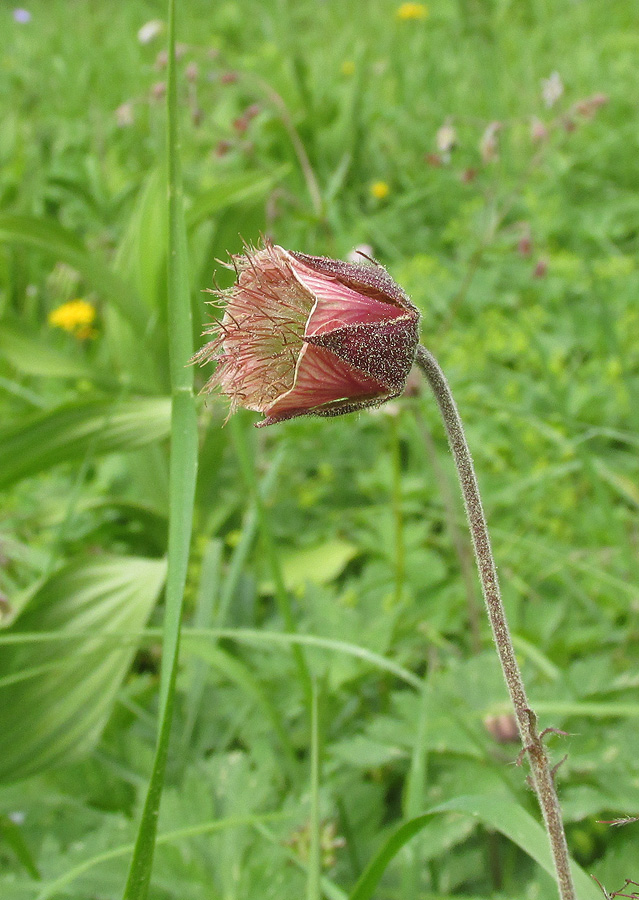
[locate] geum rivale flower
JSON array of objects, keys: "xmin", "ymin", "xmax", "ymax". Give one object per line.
[{"xmin": 194, "ymin": 242, "xmax": 420, "ymax": 426}]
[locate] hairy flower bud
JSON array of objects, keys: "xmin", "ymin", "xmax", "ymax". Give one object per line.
[{"xmin": 194, "ymin": 242, "xmax": 420, "ymax": 426}]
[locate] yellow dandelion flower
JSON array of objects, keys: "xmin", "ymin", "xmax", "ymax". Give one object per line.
[
  {"xmin": 396, "ymin": 2, "xmax": 429, "ymax": 20},
  {"xmin": 370, "ymin": 180, "xmax": 390, "ymax": 200},
  {"xmin": 341, "ymin": 60, "xmax": 355, "ymax": 77},
  {"xmin": 48, "ymin": 299, "xmax": 97, "ymax": 335}
]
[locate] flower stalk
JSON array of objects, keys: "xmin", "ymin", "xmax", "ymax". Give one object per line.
[
  {"xmin": 195, "ymin": 241, "xmax": 576, "ymax": 898},
  {"xmin": 414, "ymin": 344, "xmax": 576, "ymax": 900}
]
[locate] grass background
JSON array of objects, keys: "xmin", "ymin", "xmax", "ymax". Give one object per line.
[{"xmin": 0, "ymin": 0, "xmax": 638, "ymax": 897}]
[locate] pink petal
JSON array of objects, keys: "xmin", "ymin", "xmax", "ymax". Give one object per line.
[
  {"xmin": 265, "ymin": 342, "xmax": 385, "ymax": 417},
  {"xmin": 289, "ymin": 258, "xmax": 402, "ymax": 337}
]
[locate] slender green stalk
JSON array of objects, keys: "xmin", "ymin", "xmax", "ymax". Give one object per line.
[
  {"xmin": 414, "ymin": 344, "xmax": 576, "ymax": 900},
  {"xmin": 122, "ymin": 1, "xmax": 198, "ymax": 896}
]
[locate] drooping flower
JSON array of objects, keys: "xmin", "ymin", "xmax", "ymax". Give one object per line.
[{"xmin": 194, "ymin": 242, "xmax": 420, "ymax": 426}]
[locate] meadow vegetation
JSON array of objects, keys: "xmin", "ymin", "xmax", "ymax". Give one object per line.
[{"xmin": 0, "ymin": 0, "xmax": 638, "ymax": 897}]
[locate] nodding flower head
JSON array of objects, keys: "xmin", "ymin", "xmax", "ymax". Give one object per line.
[{"xmin": 194, "ymin": 242, "xmax": 420, "ymax": 426}]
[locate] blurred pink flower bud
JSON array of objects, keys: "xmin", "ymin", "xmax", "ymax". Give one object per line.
[
  {"xmin": 232, "ymin": 115, "xmax": 249, "ymax": 134},
  {"xmin": 185, "ymin": 62, "xmax": 199, "ymax": 82},
  {"xmin": 424, "ymin": 152, "xmax": 443, "ymax": 167},
  {"xmin": 220, "ymin": 70, "xmax": 239, "ymax": 85},
  {"xmin": 245, "ymin": 103, "xmax": 261, "ymax": 120},
  {"xmin": 574, "ymin": 92, "xmax": 609, "ymax": 117},
  {"xmin": 460, "ymin": 167, "xmax": 478, "ymax": 183},
  {"xmin": 484, "ymin": 713, "xmax": 519, "ymax": 744},
  {"xmin": 115, "ymin": 102, "xmax": 135, "ymax": 127},
  {"xmin": 155, "ymin": 49, "xmax": 168, "ymax": 70},
  {"xmin": 533, "ymin": 258, "xmax": 548, "ymax": 279},
  {"xmin": 479, "ymin": 121, "xmax": 501, "ymax": 163},
  {"xmin": 517, "ymin": 230, "xmax": 532, "ymax": 257},
  {"xmin": 214, "ymin": 139, "xmax": 233, "ymax": 157},
  {"xmin": 530, "ymin": 116, "xmax": 549, "ymax": 143},
  {"xmin": 150, "ymin": 81, "xmax": 167, "ymax": 102},
  {"xmin": 195, "ymin": 242, "xmax": 420, "ymax": 426}
]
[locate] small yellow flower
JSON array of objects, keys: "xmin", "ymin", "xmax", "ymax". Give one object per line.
[
  {"xmin": 48, "ymin": 299, "xmax": 97, "ymax": 338},
  {"xmin": 340, "ymin": 60, "xmax": 355, "ymax": 77},
  {"xmin": 370, "ymin": 180, "xmax": 390, "ymax": 200},
  {"xmin": 396, "ymin": 2, "xmax": 429, "ymax": 20}
]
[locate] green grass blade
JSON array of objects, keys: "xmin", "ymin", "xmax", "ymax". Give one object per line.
[
  {"xmin": 0, "ymin": 815, "xmax": 40, "ymax": 879},
  {"xmin": 114, "ymin": 168, "xmax": 168, "ymax": 312},
  {"xmin": 347, "ymin": 794, "xmax": 601, "ymax": 900},
  {"xmin": 122, "ymin": 0, "xmax": 198, "ymax": 896},
  {"xmin": 0, "ymin": 627, "xmax": 423, "ymax": 691}
]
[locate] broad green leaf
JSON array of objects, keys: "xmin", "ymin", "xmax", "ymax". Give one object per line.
[
  {"xmin": 115, "ymin": 169, "xmax": 168, "ymax": 312},
  {"xmin": 0, "ymin": 396, "xmax": 171, "ymax": 490},
  {"xmin": 0, "ymin": 554, "xmax": 167, "ymax": 783},
  {"xmin": 261, "ymin": 539, "xmax": 359, "ymax": 594},
  {"xmin": 348, "ymin": 793, "xmax": 601, "ymax": 900}
]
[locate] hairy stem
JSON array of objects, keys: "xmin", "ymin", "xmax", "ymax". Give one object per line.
[{"xmin": 414, "ymin": 344, "xmax": 576, "ymax": 900}]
